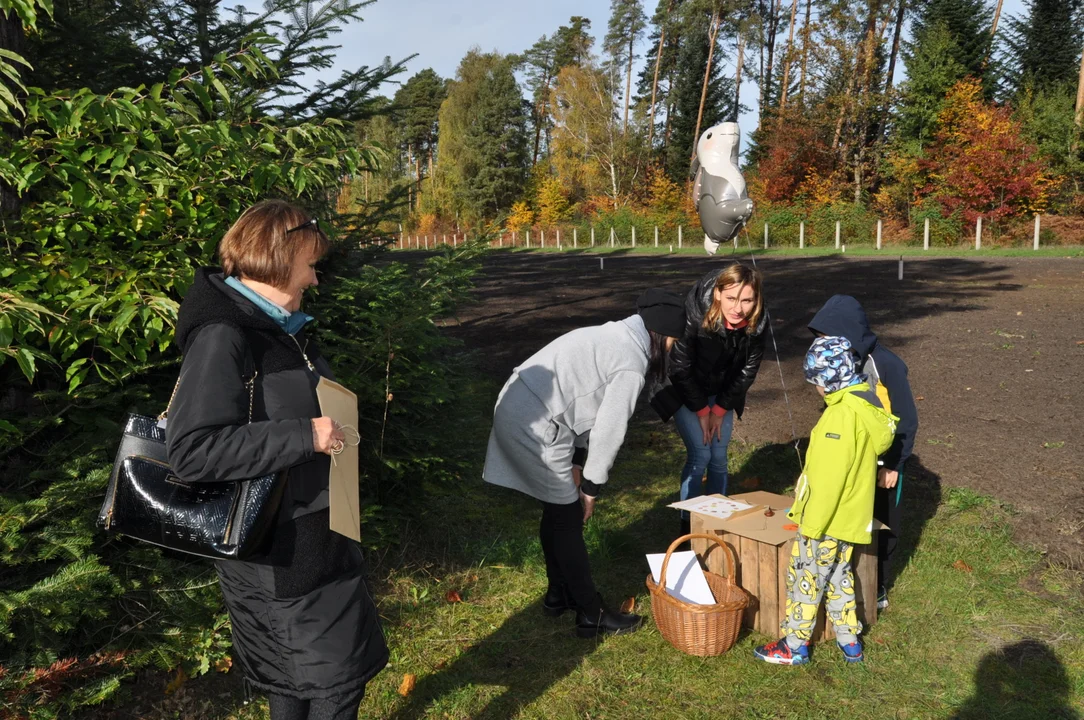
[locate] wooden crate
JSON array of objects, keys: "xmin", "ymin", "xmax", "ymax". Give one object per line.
[{"xmin": 691, "ymin": 517, "xmax": 878, "ymax": 642}]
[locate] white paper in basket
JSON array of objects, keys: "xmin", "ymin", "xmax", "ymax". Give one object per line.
[{"xmin": 646, "ymin": 550, "xmax": 717, "ymax": 605}]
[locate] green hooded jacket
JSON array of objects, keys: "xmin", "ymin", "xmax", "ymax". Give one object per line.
[{"xmin": 787, "ymin": 383, "xmax": 899, "ymax": 545}]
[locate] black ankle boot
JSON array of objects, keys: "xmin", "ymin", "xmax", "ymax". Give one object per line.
[
  {"xmin": 542, "ymin": 585, "xmax": 576, "ymax": 617},
  {"xmin": 575, "ymin": 598, "xmax": 643, "ymax": 638}
]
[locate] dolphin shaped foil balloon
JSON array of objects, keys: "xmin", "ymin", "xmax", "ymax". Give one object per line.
[{"xmin": 693, "ymin": 122, "xmax": 754, "ymax": 255}]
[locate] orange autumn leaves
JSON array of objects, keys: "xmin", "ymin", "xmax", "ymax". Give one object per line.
[{"xmin": 918, "ymin": 79, "xmax": 1056, "ymax": 223}]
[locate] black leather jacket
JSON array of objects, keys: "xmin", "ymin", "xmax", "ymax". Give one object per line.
[{"xmin": 668, "ymin": 268, "xmax": 767, "ymax": 417}]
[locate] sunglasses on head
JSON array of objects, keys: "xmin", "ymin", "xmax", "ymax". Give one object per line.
[{"xmin": 286, "ymin": 217, "xmax": 319, "ymax": 235}]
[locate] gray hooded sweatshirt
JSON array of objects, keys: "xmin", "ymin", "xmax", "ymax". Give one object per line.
[{"xmin": 483, "ymin": 315, "xmax": 650, "ymax": 504}]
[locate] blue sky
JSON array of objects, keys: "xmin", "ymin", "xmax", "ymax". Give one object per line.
[{"xmin": 326, "ymin": 0, "xmax": 1025, "ymax": 152}]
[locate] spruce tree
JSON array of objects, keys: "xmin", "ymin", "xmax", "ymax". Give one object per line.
[
  {"xmin": 664, "ymin": 9, "xmax": 734, "ymax": 181},
  {"xmin": 896, "ymin": 22, "xmax": 968, "ymax": 143},
  {"xmin": 637, "ymin": 0, "xmax": 688, "ymax": 148},
  {"xmin": 393, "ymin": 69, "xmax": 447, "ymax": 182},
  {"xmin": 1000, "ymin": 0, "xmax": 1084, "ymax": 94},
  {"xmin": 908, "ymin": 0, "xmax": 994, "ymax": 81}
]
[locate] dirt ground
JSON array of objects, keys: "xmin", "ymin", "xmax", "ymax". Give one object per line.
[{"xmin": 441, "ymin": 250, "xmax": 1084, "ymax": 569}]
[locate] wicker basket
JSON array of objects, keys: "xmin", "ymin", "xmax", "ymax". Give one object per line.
[{"xmin": 646, "ymin": 533, "xmax": 749, "ymax": 657}]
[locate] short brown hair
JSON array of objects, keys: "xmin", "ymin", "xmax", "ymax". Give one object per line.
[
  {"xmin": 702, "ymin": 262, "xmax": 764, "ymax": 332},
  {"xmin": 218, "ymin": 200, "xmax": 329, "ymax": 287}
]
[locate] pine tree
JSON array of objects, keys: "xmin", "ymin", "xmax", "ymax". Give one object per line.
[
  {"xmin": 664, "ymin": 8, "xmax": 735, "ymax": 181},
  {"xmin": 604, "ymin": 0, "xmax": 648, "ymax": 132},
  {"xmin": 637, "ymin": 0, "xmax": 688, "ymax": 149},
  {"xmin": 393, "ymin": 69, "xmax": 447, "ymax": 186},
  {"xmin": 457, "ymin": 55, "xmax": 528, "ymax": 217},
  {"xmin": 1000, "ymin": 0, "xmax": 1084, "ymax": 94}
]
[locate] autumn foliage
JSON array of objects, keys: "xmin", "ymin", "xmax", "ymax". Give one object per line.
[{"xmin": 919, "ymin": 79, "xmax": 1056, "ymax": 223}]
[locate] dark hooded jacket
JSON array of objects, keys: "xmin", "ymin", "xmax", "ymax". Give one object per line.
[
  {"xmin": 808, "ymin": 294, "xmax": 918, "ymax": 470},
  {"xmin": 166, "ymin": 268, "xmax": 388, "ymax": 699},
  {"xmin": 667, "ymin": 267, "xmax": 767, "ymax": 417}
]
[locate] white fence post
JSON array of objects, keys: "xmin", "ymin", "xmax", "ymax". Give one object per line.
[
  {"xmin": 610, "ymin": 227, "xmax": 615, "ymax": 247},
  {"xmin": 799, "ymin": 221, "xmax": 805, "ymax": 249},
  {"xmin": 764, "ymin": 222, "xmax": 769, "ymax": 249},
  {"xmin": 1034, "ymin": 214, "xmax": 1041, "ymax": 250},
  {"xmin": 591, "ymin": 226, "xmax": 595, "ymax": 247},
  {"xmin": 557, "ymin": 228, "xmax": 561, "ymax": 249},
  {"xmin": 876, "ymin": 219, "xmax": 882, "ymax": 250},
  {"xmin": 632, "ymin": 226, "xmax": 636, "ymax": 247},
  {"xmin": 678, "ymin": 225, "xmax": 683, "ymax": 248},
  {"xmin": 654, "ymin": 226, "xmax": 659, "ymax": 247},
  {"xmin": 835, "ymin": 221, "xmax": 841, "ymax": 249},
  {"xmin": 924, "ymin": 218, "xmax": 930, "ymax": 250},
  {"xmin": 975, "ymin": 217, "xmax": 982, "ymax": 250},
  {"xmin": 526, "ymin": 230, "xmax": 531, "ymax": 248},
  {"xmin": 541, "ymin": 229, "xmax": 545, "ymax": 248},
  {"xmin": 574, "ymin": 228, "xmax": 578, "ymax": 248}
]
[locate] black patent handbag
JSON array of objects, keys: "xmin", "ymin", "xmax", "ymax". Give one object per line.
[{"xmin": 97, "ymin": 346, "xmax": 286, "ymax": 560}]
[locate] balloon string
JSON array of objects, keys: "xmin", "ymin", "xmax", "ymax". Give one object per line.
[{"xmin": 330, "ymin": 425, "xmax": 361, "ymax": 467}]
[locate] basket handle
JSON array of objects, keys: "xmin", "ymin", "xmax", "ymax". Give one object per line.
[{"xmin": 659, "ymin": 533, "xmax": 738, "ymax": 590}]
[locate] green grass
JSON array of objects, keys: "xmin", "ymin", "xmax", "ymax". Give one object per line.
[{"xmin": 228, "ymin": 382, "xmax": 1084, "ymax": 720}]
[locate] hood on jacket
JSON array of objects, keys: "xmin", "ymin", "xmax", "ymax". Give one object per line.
[
  {"xmin": 825, "ymin": 383, "xmax": 897, "ymax": 456},
  {"xmin": 175, "ymin": 268, "xmax": 283, "ymax": 352},
  {"xmin": 808, "ymin": 294, "xmax": 877, "ymax": 359}
]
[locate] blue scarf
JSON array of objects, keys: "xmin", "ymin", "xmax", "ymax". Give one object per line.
[{"xmin": 225, "ymin": 276, "xmax": 314, "ymax": 336}]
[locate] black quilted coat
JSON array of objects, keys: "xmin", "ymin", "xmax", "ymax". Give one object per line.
[
  {"xmin": 667, "ymin": 267, "xmax": 767, "ymax": 417},
  {"xmin": 166, "ymin": 268, "xmax": 388, "ymax": 700}
]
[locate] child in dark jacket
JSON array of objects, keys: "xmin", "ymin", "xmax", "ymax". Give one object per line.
[{"xmin": 808, "ymin": 295, "xmax": 919, "ymax": 609}]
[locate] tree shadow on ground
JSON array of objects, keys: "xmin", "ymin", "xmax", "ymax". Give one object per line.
[
  {"xmin": 950, "ymin": 639, "xmax": 1080, "ymax": 719},
  {"xmin": 383, "ymin": 488, "xmax": 678, "ymax": 720},
  {"xmin": 446, "ymin": 253, "xmax": 1023, "ymax": 379}
]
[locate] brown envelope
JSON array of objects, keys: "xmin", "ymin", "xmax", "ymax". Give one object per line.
[{"xmin": 316, "ymin": 377, "xmax": 360, "ymax": 542}]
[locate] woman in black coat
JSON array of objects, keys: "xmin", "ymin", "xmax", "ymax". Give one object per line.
[
  {"xmin": 661, "ymin": 263, "xmax": 766, "ymax": 530},
  {"xmin": 166, "ymin": 200, "xmax": 387, "ymax": 720}
]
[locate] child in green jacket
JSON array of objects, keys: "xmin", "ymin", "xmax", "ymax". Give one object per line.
[{"xmin": 754, "ymin": 336, "xmax": 898, "ymax": 665}]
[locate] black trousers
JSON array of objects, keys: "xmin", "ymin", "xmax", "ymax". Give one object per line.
[
  {"xmin": 268, "ymin": 689, "xmax": 364, "ymax": 720},
  {"xmin": 873, "ymin": 480, "xmax": 903, "ymax": 591},
  {"xmin": 539, "ymin": 499, "xmax": 603, "ymax": 616}
]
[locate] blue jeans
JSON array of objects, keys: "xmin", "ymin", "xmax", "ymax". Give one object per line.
[{"xmin": 673, "ymin": 395, "xmax": 735, "ymax": 516}]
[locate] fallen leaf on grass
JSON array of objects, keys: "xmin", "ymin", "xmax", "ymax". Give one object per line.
[
  {"xmin": 214, "ymin": 656, "xmax": 232, "ymax": 673},
  {"xmin": 1016, "ymin": 311, "xmax": 1024, "ymax": 316},
  {"xmin": 165, "ymin": 668, "xmax": 187, "ymax": 696},
  {"xmin": 620, "ymin": 597, "xmax": 636, "ymax": 613},
  {"xmin": 1077, "ymin": 340, "xmax": 1084, "ymax": 346},
  {"xmin": 398, "ymin": 673, "xmax": 416, "ymax": 697},
  {"xmin": 952, "ymin": 560, "xmax": 973, "ymax": 573},
  {"xmin": 444, "ymin": 590, "xmax": 463, "ymax": 604},
  {"xmin": 915, "ymin": 395, "xmax": 925, "ymax": 401}
]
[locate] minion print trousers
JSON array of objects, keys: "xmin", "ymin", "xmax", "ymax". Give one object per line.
[{"xmin": 781, "ymin": 534, "xmax": 861, "ymax": 649}]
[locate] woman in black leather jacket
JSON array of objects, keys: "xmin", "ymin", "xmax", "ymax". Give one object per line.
[{"xmin": 662, "ymin": 263, "xmax": 766, "ymax": 529}]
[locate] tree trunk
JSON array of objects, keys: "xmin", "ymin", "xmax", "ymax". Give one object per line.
[
  {"xmin": 531, "ymin": 66, "xmax": 552, "ymax": 165},
  {"xmin": 778, "ymin": 0, "xmax": 801, "ymax": 112},
  {"xmin": 758, "ymin": 0, "xmax": 767, "ymax": 111},
  {"xmin": 990, "ymin": 0, "xmax": 1006, "ymax": 39},
  {"xmin": 0, "ymin": 12, "xmax": 24, "ymax": 219},
  {"xmin": 1076, "ymin": 39, "xmax": 1084, "ymax": 129},
  {"xmin": 734, "ymin": 32, "xmax": 744, "ymax": 121},
  {"xmin": 624, "ymin": 33, "xmax": 635, "ymax": 134},
  {"xmin": 799, "ymin": 0, "xmax": 811, "ymax": 105},
  {"xmin": 692, "ymin": 10, "xmax": 723, "ymax": 161},
  {"xmin": 190, "ymin": 0, "xmax": 216, "ymax": 66},
  {"xmin": 763, "ymin": 0, "xmax": 782, "ymax": 113},
  {"xmin": 647, "ymin": 1, "xmax": 675, "ymax": 148},
  {"xmin": 876, "ymin": 0, "xmax": 906, "ymax": 140}
]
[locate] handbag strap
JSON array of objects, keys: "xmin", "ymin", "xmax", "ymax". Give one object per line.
[{"xmin": 159, "ymin": 335, "xmax": 258, "ymax": 423}]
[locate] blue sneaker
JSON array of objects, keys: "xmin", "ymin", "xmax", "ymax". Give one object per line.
[
  {"xmin": 754, "ymin": 638, "xmax": 810, "ymax": 666},
  {"xmin": 838, "ymin": 640, "xmax": 864, "ymax": 663}
]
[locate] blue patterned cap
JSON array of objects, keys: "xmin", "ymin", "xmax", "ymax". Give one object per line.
[{"xmin": 803, "ymin": 336, "xmax": 865, "ymax": 392}]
